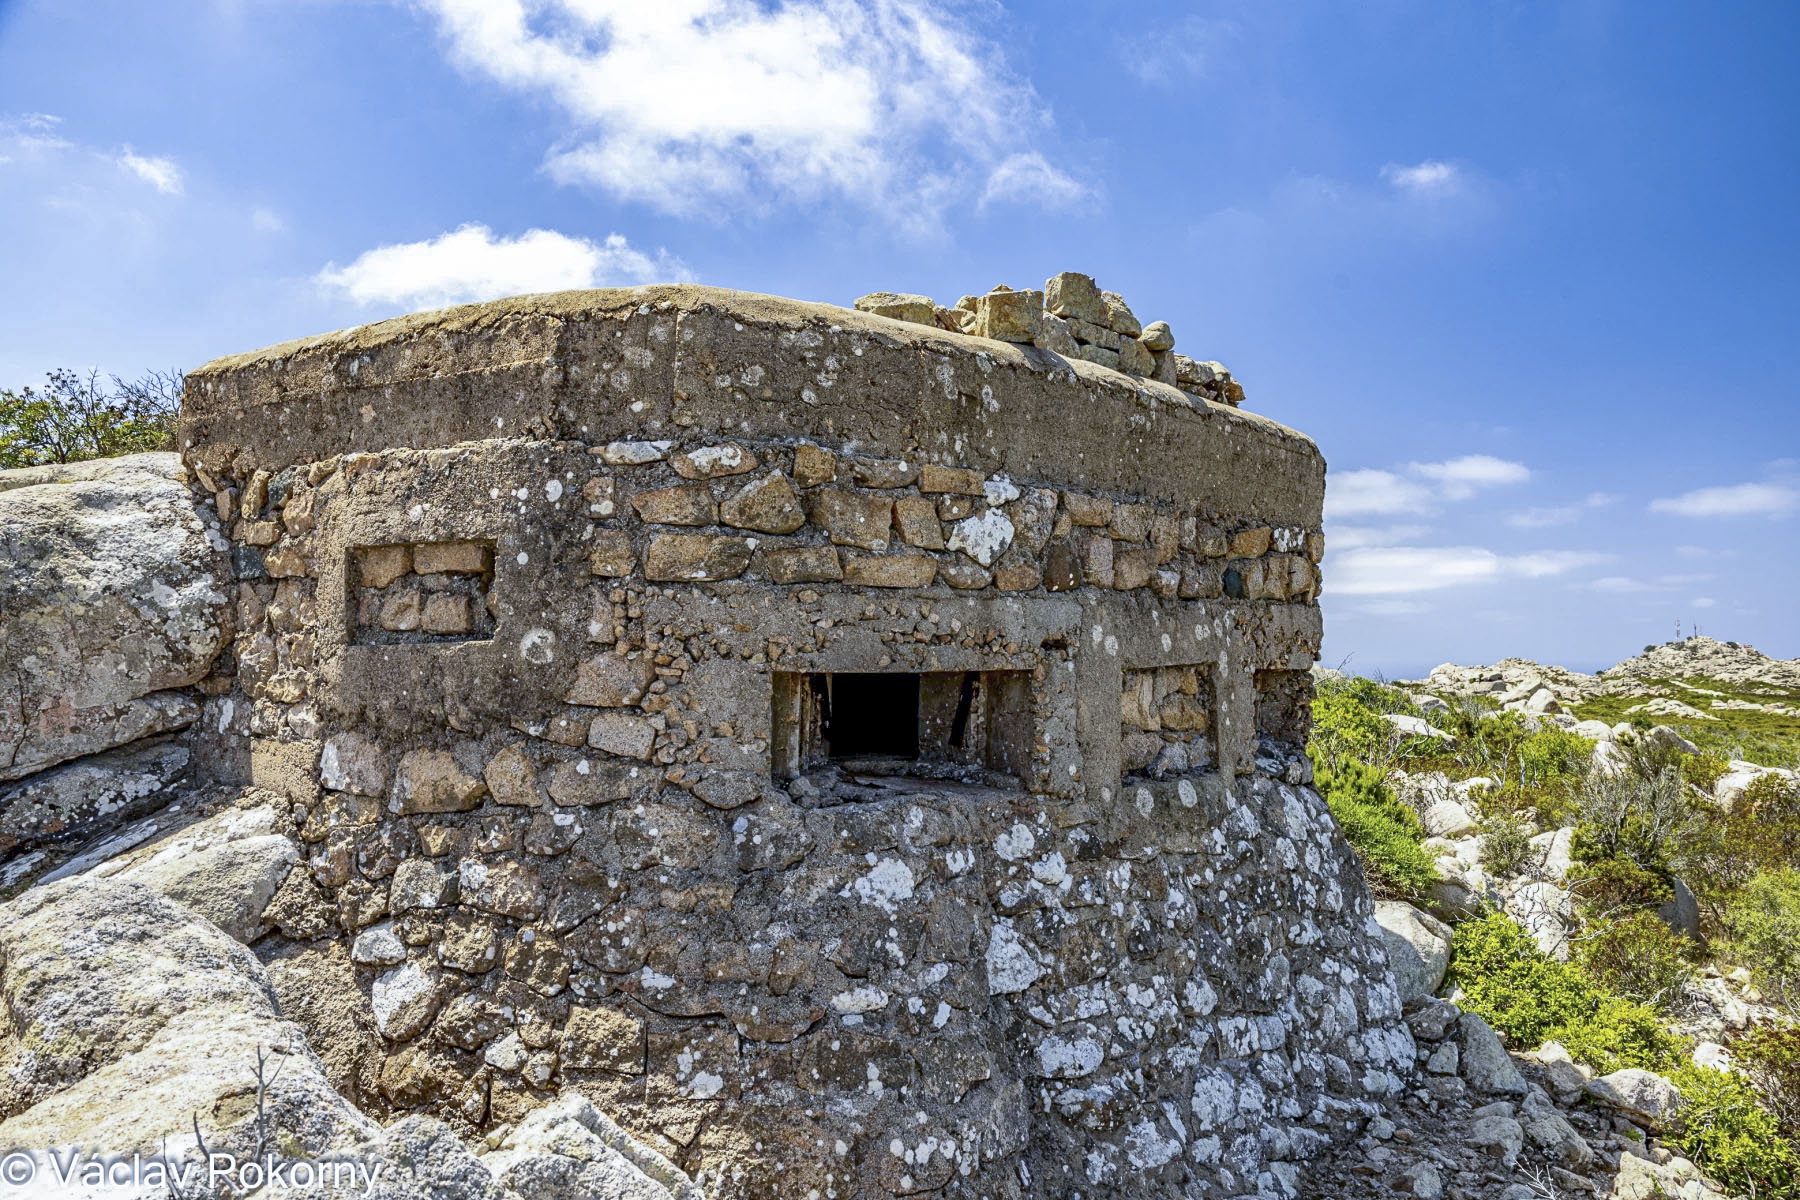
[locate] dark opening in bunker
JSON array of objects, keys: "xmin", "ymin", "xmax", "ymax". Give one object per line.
[
  {"xmin": 772, "ymin": 670, "xmax": 1033, "ymax": 783},
  {"xmin": 822, "ymin": 674, "xmax": 921, "ymax": 758}
]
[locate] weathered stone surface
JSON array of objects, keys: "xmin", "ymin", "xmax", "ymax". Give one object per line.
[
  {"xmin": 719, "ymin": 471, "xmax": 805, "ymax": 533},
  {"xmin": 413, "ymin": 540, "xmax": 490, "ymax": 575},
  {"xmin": 1140, "ymin": 320, "xmax": 1175, "ymax": 352},
  {"xmin": 810, "ymin": 489, "xmax": 893, "ymax": 550},
  {"xmin": 589, "ymin": 530, "xmax": 636, "ymax": 576},
  {"xmin": 670, "ymin": 443, "xmax": 758, "ymax": 479},
  {"xmin": 852, "ymin": 291, "xmax": 935, "ymax": 325},
  {"xmin": 1585, "ymin": 1068, "xmax": 1684, "ymax": 1131},
  {"xmin": 842, "ymin": 553, "xmax": 938, "ymax": 588},
  {"xmin": 0, "ymin": 453, "xmax": 229, "ymax": 782},
  {"xmin": 322, "ymin": 731, "xmax": 390, "ymax": 796},
  {"xmin": 587, "ymin": 712, "xmax": 656, "ymax": 759},
  {"xmin": 765, "ymin": 545, "xmax": 843, "ymax": 583},
  {"xmin": 1374, "ymin": 900, "xmax": 1451, "ymax": 1003},
  {"xmin": 89, "ymin": 802, "xmax": 299, "ymax": 943},
  {"xmin": 1117, "ymin": 338, "xmax": 1154, "ymax": 376},
  {"xmin": 644, "ymin": 534, "xmax": 753, "ymax": 581},
  {"xmin": 0, "ymin": 877, "xmax": 374, "ymax": 1158},
  {"xmin": 1100, "ymin": 290, "xmax": 1141, "ymax": 336},
  {"xmin": 561, "ymin": 1004, "xmax": 646, "ymax": 1073},
  {"xmin": 394, "ymin": 750, "xmax": 487, "ymax": 814},
  {"xmin": 1034, "ymin": 312, "xmax": 1080, "ymax": 357},
  {"xmin": 483, "ymin": 743, "xmax": 541, "ymax": 807},
  {"xmin": 566, "ymin": 653, "xmax": 658, "ymax": 708},
  {"xmin": 479, "ymin": 1092, "xmax": 703, "ymax": 1199},
  {"xmin": 632, "ymin": 483, "xmax": 717, "ymax": 526},
  {"xmin": 1043, "ymin": 271, "xmax": 1107, "ymax": 324},
  {"xmin": 972, "ymin": 288, "xmax": 1044, "ymax": 342},
  {"xmin": 0, "ymin": 739, "xmax": 188, "ymax": 862},
  {"xmin": 919, "ymin": 464, "xmax": 986, "ymax": 496},
  {"xmin": 1458, "ymin": 1013, "xmax": 1528, "ymax": 1095},
  {"xmin": 892, "ymin": 495, "xmax": 947, "ymax": 549},
  {"xmin": 791, "ymin": 443, "xmax": 836, "ymax": 486}
]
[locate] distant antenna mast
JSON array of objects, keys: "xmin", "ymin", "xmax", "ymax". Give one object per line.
[{"xmin": 1675, "ymin": 619, "xmax": 1681, "ymax": 642}]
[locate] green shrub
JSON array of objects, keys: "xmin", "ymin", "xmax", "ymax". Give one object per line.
[
  {"xmin": 1578, "ymin": 912, "xmax": 1693, "ymax": 1011},
  {"xmin": 1570, "ymin": 757, "xmax": 1699, "ymax": 881},
  {"xmin": 1733, "ymin": 1024, "xmax": 1800, "ymax": 1139},
  {"xmin": 1477, "ymin": 813, "xmax": 1533, "ymax": 879},
  {"xmin": 1308, "ymin": 676, "xmax": 1438, "ymax": 771},
  {"xmin": 1556, "ymin": 993, "xmax": 1686, "ymax": 1074},
  {"xmin": 1687, "ymin": 773, "xmax": 1800, "ymax": 914},
  {"xmin": 1725, "ymin": 870, "xmax": 1800, "ymax": 1016},
  {"xmin": 0, "ymin": 368, "xmax": 180, "ymax": 468},
  {"xmin": 1671, "ymin": 1066, "xmax": 1800, "ymax": 1199},
  {"xmin": 1567, "ymin": 855, "xmax": 1675, "ymax": 916},
  {"xmin": 1449, "ymin": 912, "xmax": 1597, "ymax": 1049},
  {"xmin": 1449, "ymin": 911, "xmax": 1682, "ymax": 1072},
  {"xmin": 1682, "ymin": 751, "xmax": 1732, "ymax": 795},
  {"xmin": 1315, "ymin": 758, "xmax": 1437, "ymax": 902}
]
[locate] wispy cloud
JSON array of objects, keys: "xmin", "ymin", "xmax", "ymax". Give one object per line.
[
  {"xmin": 1327, "ymin": 455, "xmax": 1529, "ymax": 518},
  {"xmin": 1330, "ymin": 545, "xmax": 1604, "ymax": 595},
  {"xmin": 118, "ymin": 148, "xmax": 183, "ymax": 195},
  {"xmin": 1693, "ymin": 597, "xmax": 1717, "ymax": 609},
  {"xmin": 1381, "ymin": 159, "xmax": 1460, "ymax": 196},
  {"xmin": 417, "ymin": 0, "xmax": 1077, "ymax": 223},
  {"xmin": 1648, "ymin": 481, "xmax": 1798, "ymax": 518},
  {"xmin": 1119, "ymin": 15, "xmax": 1233, "ymax": 85},
  {"xmin": 1506, "ymin": 491, "xmax": 1617, "ymax": 528},
  {"xmin": 317, "ymin": 224, "xmax": 687, "ymax": 309},
  {"xmin": 1325, "ymin": 523, "xmax": 1431, "ymax": 551}
]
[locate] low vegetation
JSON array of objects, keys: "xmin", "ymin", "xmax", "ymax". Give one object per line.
[
  {"xmin": 1310, "ymin": 669, "xmax": 1800, "ymax": 1197},
  {"xmin": 0, "ymin": 368, "xmax": 182, "ymax": 469}
]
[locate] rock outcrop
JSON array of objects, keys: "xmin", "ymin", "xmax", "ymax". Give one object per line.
[{"xmin": 0, "ymin": 452, "xmax": 230, "ymax": 785}]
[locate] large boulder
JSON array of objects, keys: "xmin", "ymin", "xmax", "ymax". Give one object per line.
[
  {"xmin": 1457, "ymin": 1012, "xmax": 1527, "ymax": 1095},
  {"xmin": 0, "ymin": 877, "xmax": 374, "ymax": 1158},
  {"xmin": 1585, "ymin": 1068, "xmax": 1684, "ymax": 1133},
  {"xmin": 1656, "ymin": 876, "xmax": 1702, "ymax": 941},
  {"xmin": 0, "ymin": 453, "xmax": 229, "ymax": 783},
  {"xmin": 83, "ymin": 799, "xmax": 300, "ymax": 943},
  {"xmin": 0, "ymin": 738, "xmax": 189, "ymax": 864},
  {"xmin": 1504, "ymin": 881, "xmax": 1574, "ymax": 960},
  {"xmin": 480, "ymin": 1092, "xmax": 704, "ymax": 1199},
  {"xmin": 1373, "ymin": 901, "xmax": 1452, "ymax": 1003}
]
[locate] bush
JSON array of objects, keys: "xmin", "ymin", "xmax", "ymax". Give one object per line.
[
  {"xmin": 1450, "ymin": 912, "xmax": 1597, "ymax": 1048},
  {"xmin": 1556, "ymin": 993, "xmax": 1686, "ymax": 1075},
  {"xmin": 1316, "ymin": 758, "xmax": 1437, "ymax": 902},
  {"xmin": 1725, "ymin": 869, "xmax": 1800, "ymax": 1016},
  {"xmin": 1687, "ymin": 773, "xmax": 1800, "ymax": 914},
  {"xmin": 1578, "ymin": 912, "xmax": 1692, "ymax": 1010},
  {"xmin": 1682, "ymin": 752, "xmax": 1732, "ymax": 795},
  {"xmin": 1308, "ymin": 676, "xmax": 1439, "ymax": 771},
  {"xmin": 1477, "ymin": 813, "xmax": 1533, "ymax": 879},
  {"xmin": 1570, "ymin": 758, "xmax": 1699, "ymax": 878},
  {"xmin": 1449, "ymin": 911, "xmax": 1682, "ymax": 1072},
  {"xmin": 1671, "ymin": 1066, "xmax": 1800, "ymax": 1199},
  {"xmin": 0, "ymin": 368, "xmax": 181, "ymax": 468},
  {"xmin": 1567, "ymin": 855, "xmax": 1675, "ymax": 917},
  {"xmin": 1733, "ymin": 1024, "xmax": 1800, "ymax": 1139}
]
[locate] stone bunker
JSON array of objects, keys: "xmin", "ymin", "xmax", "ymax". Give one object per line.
[{"xmin": 162, "ymin": 279, "xmax": 1412, "ymax": 1196}]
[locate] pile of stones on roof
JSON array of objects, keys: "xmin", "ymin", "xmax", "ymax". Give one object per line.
[{"xmin": 853, "ymin": 270, "xmax": 1246, "ymax": 408}]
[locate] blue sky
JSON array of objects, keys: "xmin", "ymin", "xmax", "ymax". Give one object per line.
[{"xmin": 2, "ymin": 0, "xmax": 1795, "ymax": 677}]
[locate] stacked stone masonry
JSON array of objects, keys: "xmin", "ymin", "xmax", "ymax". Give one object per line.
[
  {"xmin": 172, "ymin": 284, "xmax": 1405, "ymax": 1199},
  {"xmin": 854, "ymin": 270, "xmax": 1248, "ymax": 410}
]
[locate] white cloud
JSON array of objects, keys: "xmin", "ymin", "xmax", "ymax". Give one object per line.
[
  {"xmin": 1506, "ymin": 490, "xmax": 1616, "ymax": 528},
  {"xmin": 978, "ymin": 152, "xmax": 1086, "ymax": 211},
  {"xmin": 1119, "ymin": 15, "xmax": 1233, "ymax": 85},
  {"xmin": 1329, "ymin": 545, "xmax": 1603, "ymax": 596},
  {"xmin": 418, "ymin": 0, "xmax": 1073, "ymax": 221},
  {"xmin": 250, "ymin": 206, "xmax": 286, "ymax": 234},
  {"xmin": 1693, "ymin": 597, "xmax": 1717, "ymax": 609},
  {"xmin": 1407, "ymin": 454, "xmax": 1530, "ymax": 500},
  {"xmin": 1648, "ymin": 482, "xmax": 1799, "ymax": 518},
  {"xmin": 1327, "ymin": 454, "xmax": 1529, "ymax": 518},
  {"xmin": 1325, "ymin": 469, "xmax": 1434, "ymax": 519},
  {"xmin": 316, "ymin": 224, "xmax": 687, "ymax": 309},
  {"xmin": 1588, "ymin": 576, "xmax": 1651, "ymax": 593},
  {"xmin": 1325, "ymin": 523, "xmax": 1430, "ymax": 551},
  {"xmin": 1381, "ymin": 160, "xmax": 1460, "ymax": 195},
  {"xmin": 118, "ymin": 148, "xmax": 183, "ymax": 195}
]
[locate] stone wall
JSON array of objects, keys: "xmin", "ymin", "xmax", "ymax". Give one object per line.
[{"xmin": 174, "ymin": 284, "xmax": 1410, "ymax": 1199}]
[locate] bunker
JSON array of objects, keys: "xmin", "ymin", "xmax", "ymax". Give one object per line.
[{"xmin": 177, "ymin": 279, "xmax": 1412, "ymax": 1197}]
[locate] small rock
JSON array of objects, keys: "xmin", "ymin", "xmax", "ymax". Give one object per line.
[
  {"xmin": 1585, "ymin": 1069, "xmax": 1684, "ymax": 1132},
  {"xmin": 1458, "ymin": 1012, "xmax": 1527, "ymax": 1095},
  {"xmin": 1139, "ymin": 320, "xmax": 1175, "ymax": 352},
  {"xmin": 1469, "ymin": 1113, "xmax": 1525, "ymax": 1167}
]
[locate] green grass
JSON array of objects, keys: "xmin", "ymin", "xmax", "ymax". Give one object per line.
[{"xmin": 1572, "ymin": 674, "xmax": 1800, "ymax": 768}]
